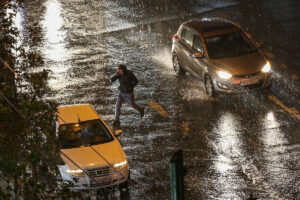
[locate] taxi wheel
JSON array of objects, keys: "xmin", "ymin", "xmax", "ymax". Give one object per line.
[
  {"xmin": 119, "ymin": 181, "xmax": 129, "ymax": 194},
  {"xmin": 172, "ymin": 55, "xmax": 185, "ymax": 75},
  {"xmin": 119, "ymin": 172, "xmax": 130, "ymax": 194},
  {"xmin": 205, "ymin": 75, "xmax": 216, "ymax": 97}
]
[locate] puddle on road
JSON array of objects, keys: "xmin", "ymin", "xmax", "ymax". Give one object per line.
[
  {"xmin": 42, "ymin": 0, "xmax": 68, "ymax": 61},
  {"xmin": 259, "ymin": 111, "xmax": 297, "ymax": 199},
  {"xmin": 214, "ymin": 154, "xmax": 234, "ymax": 174},
  {"xmin": 41, "ymin": 0, "xmax": 71, "ymax": 91},
  {"xmin": 261, "ymin": 111, "xmax": 288, "ymax": 146},
  {"xmin": 209, "ymin": 112, "xmax": 247, "ymax": 199},
  {"xmin": 214, "ymin": 112, "xmax": 243, "ymax": 154}
]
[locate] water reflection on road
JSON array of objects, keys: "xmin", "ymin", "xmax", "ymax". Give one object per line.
[
  {"xmin": 212, "ymin": 112, "xmax": 244, "ymax": 199},
  {"xmin": 262, "ymin": 112, "xmax": 287, "ymax": 146},
  {"xmin": 42, "ymin": 0, "xmax": 70, "ymax": 91}
]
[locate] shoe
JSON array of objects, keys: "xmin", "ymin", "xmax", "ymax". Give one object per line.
[{"xmin": 140, "ymin": 107, "xmax": 145, "ymax": 119}]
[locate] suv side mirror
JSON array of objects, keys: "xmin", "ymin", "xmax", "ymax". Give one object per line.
[
  {"xmin": 255, "ymin": 41, "xmax": 262, "ymax": 48},
  {"xmin": 114, "ymin": 129, "xmax": 123, "ymax": 137},
  {"xmin": 192, "ymin": 52, "xmax": 203, "ymax": 58}
]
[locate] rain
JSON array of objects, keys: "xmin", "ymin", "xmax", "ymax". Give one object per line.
[{"xmin": 1, "ymin": 0, "xmax": 299, "ymax": 199}]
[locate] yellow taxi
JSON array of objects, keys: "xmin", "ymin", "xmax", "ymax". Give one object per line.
[{"xmin": 56, "ymin": 104, "xmax": 129, "ymax": 190}]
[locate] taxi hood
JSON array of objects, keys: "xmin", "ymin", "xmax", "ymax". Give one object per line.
[
  {"xmin": 60, "ymin": 140, "xmax": 125, "ymax": 170},
  {"xmin": 211, "ymin": 52, "xmax": 266, "ymax": 76}
]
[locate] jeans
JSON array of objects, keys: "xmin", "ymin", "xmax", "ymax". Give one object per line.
[{"xmin": 115, "ymin": 91, "xmax": 143, "ymax": 120}]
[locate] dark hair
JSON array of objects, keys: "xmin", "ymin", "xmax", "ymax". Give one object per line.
[{"xmin": 118, "ymin": 64, "xmax": 127, "ymax": 72}]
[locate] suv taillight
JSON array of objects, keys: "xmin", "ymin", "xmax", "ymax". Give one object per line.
[
  {"xmin": 173, "ymin": 35, "xmax": 178, "ymax": 40},
  {"xmin": 244, "ymin": 31, "xmax": 252, "ymax": 39}
]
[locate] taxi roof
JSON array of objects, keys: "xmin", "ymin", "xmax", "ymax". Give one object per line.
[
  {"xmin": 57, "ymin": 104, "xmax": 99, "ymax": 125},
  {"xmin": 183, "ymin": 20, "xmax": 240, "ymax": 38}
]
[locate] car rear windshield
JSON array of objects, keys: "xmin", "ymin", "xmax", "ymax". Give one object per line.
[
  {"xmin": 58, "ymin": 119, "xmax": 113, "ymax": 149},
  {"xmin": 204, "ymin": 31, "xmax": 257, "ymax": 59}
]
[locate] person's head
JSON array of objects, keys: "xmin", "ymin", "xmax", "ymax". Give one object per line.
[{"xmin": 118, "ymin": 64, "xmax": 127, "ymax": 76}]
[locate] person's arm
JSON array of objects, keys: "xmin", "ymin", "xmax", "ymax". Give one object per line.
[
  {"xmin": 131, "ymin": 72, "xmax": 138, "ymax": 88},
  {"xmin": 111, "ymin": 75, "xmax": 119, "ymax": 82},
  {"xmin": 111, "ymin": 69, "xmax": 120, "ymax": 82}
]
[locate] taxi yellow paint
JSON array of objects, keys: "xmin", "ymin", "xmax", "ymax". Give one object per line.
[{"xmin": 56, "ymin": 104, "xmax": 129, "ymax": 190}]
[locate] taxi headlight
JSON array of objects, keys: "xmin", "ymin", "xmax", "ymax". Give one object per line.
[
  {"xmin": 67, "ymin": 169, "xmax": 84, "ymax": 177},
  {"xmin": 261, "ymin": 61, "xmax": 271, "ymax": 72},
  {"xmin": 114, "ymin": 160, "xmax": 127, "ymax": 170},
  {"xmin": 217, "ymin": 71, "xmax": 232, "ymax": 79}
]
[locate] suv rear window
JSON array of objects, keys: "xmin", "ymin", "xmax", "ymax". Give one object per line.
[{"xmin": 181, "ymin": 28, "xmax": 194, "ymax": 46}]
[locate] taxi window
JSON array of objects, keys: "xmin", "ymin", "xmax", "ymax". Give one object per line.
[
  {"xmin": 192, "ymin": 35, "xmax": 204, "ymax": 53},
  {"xmin": 58, "ymin": 119, "xmax": 113, "ymax": 149},
  {"xmin": 181, "ymin": 28, "xmax": 194, "ymax": 46}
]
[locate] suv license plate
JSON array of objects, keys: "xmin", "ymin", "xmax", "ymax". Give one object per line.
[{"xmin": 241, "ymin": 79, "xmax": 259, "ymax": 85}]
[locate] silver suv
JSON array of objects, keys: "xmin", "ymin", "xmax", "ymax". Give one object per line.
[{"xmin": 171, "ymin": 19, "xmax": 271, "ymax": 97}]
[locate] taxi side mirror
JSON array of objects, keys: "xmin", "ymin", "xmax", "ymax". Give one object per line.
[
  {"xmin": 192, "ymin": 52, "xmax": 203, "ymax": 58},
  {"xmin": 114, "ymin": 129, "xmax": 123, "ymax": 137}
]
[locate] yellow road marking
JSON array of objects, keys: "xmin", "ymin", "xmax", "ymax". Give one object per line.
[
  {"xmin": 147, "ymin": 101, "xmax": 190, "ymax": 136},
  {"xmin": 147, "ymin": 101, "xmax": 171, "ymax": 118},
  {"xmin": 263, "ymin": 49, "xmax": 275, "ymax": 58},
  {"xmin": 279, "ymin": 64, "xmax": 288, "ymax": 69},
  {"xmin": 291, "ymin": 74, "xmax": 299, "ymax": 80},
  {"xmin": 181, "ymin": 123, "xmax": 189, "ymax": 135},
  {"xmin": 268, "ymin": 95, "xmax": 300, "ymax": 120}
]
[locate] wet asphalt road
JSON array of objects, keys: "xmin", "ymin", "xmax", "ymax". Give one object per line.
[{"xmin": 17, "ymin": 0, "xmax": 300, "ymax": 199}]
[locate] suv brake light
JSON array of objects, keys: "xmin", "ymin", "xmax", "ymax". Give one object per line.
[
  {"xmin": 244, "ymin": 31, "xmax": 252, "ymax": 39},
  {"xmin": 173, "ymin": 35, "xmax": 178, "ymax": 40}
]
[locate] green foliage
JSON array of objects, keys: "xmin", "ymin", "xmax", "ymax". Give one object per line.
[{"xmin": 0, "ymin": 1, "xmax": 81, "ymax": 199}]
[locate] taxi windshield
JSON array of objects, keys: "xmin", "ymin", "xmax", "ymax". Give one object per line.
[
  {"xmin": 58, "ymin": 120, "xmax": 113, "ymax": 149},
  {"xmin": 204, "ymin": 31, "xmax": 257, "ymax": 59}
]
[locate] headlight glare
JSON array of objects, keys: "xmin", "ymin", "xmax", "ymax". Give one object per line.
[
  {"xmin": 261, "ymin": 61, "xmax": 271, "ymax": 72},
  {"xmin": 67, "ymin": 169, "xmax": 84, "ymax": 177},
  {"xmin": 217, "ymin": 71, "xmax": 232, "ymax": 79},
  {"xmin": 114, "ymin": 160, "xmax": 127, "ymax": 170}
]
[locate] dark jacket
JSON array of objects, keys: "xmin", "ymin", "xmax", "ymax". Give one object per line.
[{"xmin": 111, "ymin": 70, "xmax": 138, "ymax": 93}]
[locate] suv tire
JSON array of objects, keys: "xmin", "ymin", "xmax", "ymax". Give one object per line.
[
  {"xmin": 205, "ymin": 75, "xmax": 216, "ymax": 97},
  {"xmin": 172, "ymin": 55, "xmax": 185, "ymax": 75}
]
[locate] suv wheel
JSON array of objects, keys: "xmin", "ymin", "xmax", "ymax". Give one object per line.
[
  {"xmin": 172, "ymin": 55, "xmax": 185, "ymax": 75},
  {"xmin": 205, "ymin": 75, "xmax": 216, "ymax": 97}
]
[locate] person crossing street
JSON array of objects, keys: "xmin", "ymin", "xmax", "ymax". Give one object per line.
[{"xmin": 111, "ymin": 64, "xmax": 145, "ymax": 125}]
